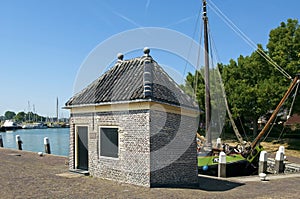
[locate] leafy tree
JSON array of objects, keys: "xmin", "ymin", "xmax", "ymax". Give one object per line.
[
  {"xmin": 267, "ymin": 19, "xmax": 300, "ymax": 75},
  {"xmin": 14, "ymin": 112, "xmax": 26, "ymax": 122},
  {"xmin": 267, "ymin": 19, "xmax": 300, "ymax": 115},
  {"xmin": 4, "ymin": 111, "xmax": 16, "ymax": 120},
  {"xmin": 220, "ymin": 45, "xmax": 280, "ymax": 136}
]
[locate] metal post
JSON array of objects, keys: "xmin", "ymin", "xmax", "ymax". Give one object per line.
[
  {"xmin": 16, "ymin": 135, "xmax": 22, "ymax": 150},
  {"xmin": 275, "ymin": 150, "xmax": 284, "ymax": 174},
  {"xmin": 258, "ymin": 151, "xmax": 268, "ymax": 174},
  {"xmin": 218, "ymin": 151, "xmax": 226, "ymax": 177},
  {"xmin": 44, "ymin": 137, "xmax": 51, "ymax": 154},
  {"xmin": 216, "ymin": 138, "xmax": 222, "ymax": 148}
]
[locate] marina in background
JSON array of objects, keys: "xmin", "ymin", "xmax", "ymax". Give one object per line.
[{"xmin": 0, "ymin": 128, "xmax": 69, "ymax": 156}]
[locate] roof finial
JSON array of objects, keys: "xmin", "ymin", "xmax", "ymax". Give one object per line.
[
  {"xmin": 116, "ymin": 53, "xmax": 124, "ymax": 65},
  {"xmin": 117, "ymin": 53, "xmax": 124, "ymax": 61},
  {"xmin": 143, "ymin": 47, "xmax": 150, "ymax": 57}
]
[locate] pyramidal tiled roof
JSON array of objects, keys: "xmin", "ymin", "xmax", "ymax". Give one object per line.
[{"xmin": 65, "ymin": 50, "xmax": 198, "ymax": 110}]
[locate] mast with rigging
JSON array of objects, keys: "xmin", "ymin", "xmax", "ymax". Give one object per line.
[{"xmin": 203, "ymin": 0, "xmax": 212, "ymax": 150}]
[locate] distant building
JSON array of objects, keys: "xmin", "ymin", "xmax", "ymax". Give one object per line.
[{"xmin": 65, "ymin": 48, "xmax": 200, "ymax": 187}]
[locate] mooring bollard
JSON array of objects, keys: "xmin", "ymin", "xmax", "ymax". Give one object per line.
[
  {"xmin": 275, "ymin": 150, "xmax": 284, "ymax": 173},
  {"xmin": 279, "ymin": 146, "xmax": 285, "ymax": 154},
  {"xmin": 278, "ymin": 145, "xmax": 286, "ymax": 160},
  {"xmin": 218, "ymin": 151, "xmax": 226, "ymax": 178},
  {"xmin": 0, "ymin": 134, "xmax": 3, "ymax": 147},
  {"xmin": 216, "ymin": 138, "xmax": 222, "ymax": 148},
  {"xmin": 44, "ymin": 137, "xmax": 51, "ymax": 154},
  {"xmin": 258, "ymin": 151, "xmax": 268, "ymax": 174},
  {"xmin": 16, "ymin": 135, "xmax": 22, "ymax": 150}
]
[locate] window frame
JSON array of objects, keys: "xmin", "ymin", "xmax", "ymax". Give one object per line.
[{"xmin": 99, "ymin": 126, "xmax": 119, "ymax": 159}]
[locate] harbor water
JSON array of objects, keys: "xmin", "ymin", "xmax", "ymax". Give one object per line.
[{"xmin": 1, "ymin": 128, "xmax": 69, "ymax": 156}]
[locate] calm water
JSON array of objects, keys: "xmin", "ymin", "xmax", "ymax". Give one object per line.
[{"xmin": 1, "ymin": 128, "xmax": 69, "ymax": 156}]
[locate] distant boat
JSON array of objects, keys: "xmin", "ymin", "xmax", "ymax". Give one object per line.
[
  {"xmin": 22, "ymin": 124, "xmax": 35, "ymax": 129},
  {"xmin": 2, "ymin": 120, "xmax": 19, "ymax": 131},
  {"xmin": 48, "ymin": 122, "xmax": 62, "ymax": 128},
  {"xmin": 34, "ymin": 123, "xmax": 48, "ymax": 129},
  {"xmin": 22, "ymin": 123, "xmax": 47, "ymax": 129}
]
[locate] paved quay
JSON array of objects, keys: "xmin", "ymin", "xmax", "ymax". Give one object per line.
[{"xmin": 1, "ymin": 148, "xmax": 300, "ymax": 199}]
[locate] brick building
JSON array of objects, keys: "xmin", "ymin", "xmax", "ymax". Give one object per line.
[{"xmin": 65, "ymin": 48, "xmax": 200, "ymax": 187}]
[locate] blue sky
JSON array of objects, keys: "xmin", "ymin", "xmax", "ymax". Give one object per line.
[{"xmin": 0, "ymin": 0, "xmax": 299, "ymax": 117}]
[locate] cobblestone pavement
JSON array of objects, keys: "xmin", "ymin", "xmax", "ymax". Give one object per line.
[{"xmin": 1, "ymin": 148, "xmax": 300, "ymax": 199}]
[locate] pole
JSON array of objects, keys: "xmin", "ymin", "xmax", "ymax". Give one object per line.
[
  {"xmin": 16, "ymin": 135, "xmax": 22, "ymax": 150},
  {"xmin": 56, "ymin": 97, "xmax": 59, "ymax": 122},
  {"xmin": 203, "ymin": 0, "xmax": 212, "ymax": 149},
  {"xmin": 44, "ymin": 137, "xmax": 51, "ymax": 154},
  {"xmin": 0, "ymin": 134, "xmax": 3, "ymax": 147},
  {"xmin": 258, "ymin": 151, "xmax": 268, "ymax": 174},
  {"xmin": 218, "ymin": 151, "xmax": 226, "ymax": 177}
]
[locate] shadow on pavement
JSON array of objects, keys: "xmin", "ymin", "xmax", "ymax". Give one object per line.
[
  {"xmin": 151, "ymin": 175, "xmax": 244, "ymax": 191},
  {"xmin": 197, "ymin": 175, "xmax": 244, "ymax": 191}
]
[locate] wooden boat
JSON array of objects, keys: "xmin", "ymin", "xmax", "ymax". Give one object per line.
[{"xmin": 197, "ymin": 0, "xmax": 300, "ymax": 176}]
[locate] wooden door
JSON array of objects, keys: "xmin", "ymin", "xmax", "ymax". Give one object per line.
[{"xmin": 77, "ymin": 126, "xmax": 88, "ymax": 170}]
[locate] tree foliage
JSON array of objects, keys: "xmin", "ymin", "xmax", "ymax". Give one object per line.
[
  {"xmin": 14, "ymin": 111, "xmax": 26, "ymax": 122},
  {"xmin": 267, "ymin": 19, "xmax": 300, "ymax": 115},
  {"xmin": 4, "ymin": 111, "xmax": 16, "ymax": 120},
  {"xmin": 220, "ymin": 45, "xmax": 283, "ymax": 135}
]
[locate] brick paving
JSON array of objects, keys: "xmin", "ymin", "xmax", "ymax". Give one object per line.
[{"xmin": 1, "ymin": 148, "xmax": 300, "ymax": 199}]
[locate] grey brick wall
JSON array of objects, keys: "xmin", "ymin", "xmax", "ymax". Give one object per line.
[
  {"xmin": 149, "ymin": 109, "xmax": 198, "ymax": 187},
  {"xmin": 70, "ymin": 109, "xmax": 151, "ymax": 187},
  {"xmin": 69, "ymin": 105, "xmax": 198, "ymax": 187}
]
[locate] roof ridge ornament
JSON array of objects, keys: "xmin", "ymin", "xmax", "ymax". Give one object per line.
[
  {"xmin": 141, "ymin": 47, "xmax": 152, "ymax": 62},
  {"xmin": 116, "ymin": 53, "xmax": 124, "ymax": 65}
]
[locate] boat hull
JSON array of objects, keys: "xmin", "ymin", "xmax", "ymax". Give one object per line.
[{"xmin": 198, "ymin": 154, "xmax": 257, "ymax": 177}]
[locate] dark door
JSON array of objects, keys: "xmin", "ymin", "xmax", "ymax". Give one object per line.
[{"xmin": 77, "ymin": 126, "xmax": 88, "ymax": 170}]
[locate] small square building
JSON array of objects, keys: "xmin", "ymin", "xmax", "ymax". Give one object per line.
[{"xmin": 65, "ymin": 48, "xmax": 200, "ymax": 187}]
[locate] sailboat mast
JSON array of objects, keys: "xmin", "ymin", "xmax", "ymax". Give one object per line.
[
  {"xmin": 56, "ymin": 97, "xmax": 59, "ymax": 122},
  {"xmin": 203, "ymin": 0, "xmax": 212, "ymax": 148}
]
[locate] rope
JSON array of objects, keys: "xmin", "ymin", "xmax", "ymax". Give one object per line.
[
  {"xmin": 181, "ymin": 7, "xmax": 202, "ymax": 97},
  {"xmin": 288, "ymin": 81, "xmax": 299, "ymax": 116},
  {"xmin": 207, "ymin": 0, "xmax": 292, "ymax": 80},
  {"xmin": 239, "ymin": 117, "xmax": 249, "ymax": 140},
  {"xmin": 277, "ymin": 125, "xmax": 286, "ymax": 141},
  {"xmin": 262, "ymin": 114, "xmax": 278, "ymax": 142}
]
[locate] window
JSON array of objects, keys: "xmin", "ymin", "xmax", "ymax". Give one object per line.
[{"xmin": 100, "ymin": 127, "xmax": 119, "ymax": 158}]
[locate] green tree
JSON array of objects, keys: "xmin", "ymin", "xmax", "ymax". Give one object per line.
[
  {"xmin": 267, "ymin": 19, "xmax": 300, "ymax": 76},
  {"xmin": 220, "ymin": 44, "xmax": 285, "ymax": 136},
  {"xmin": 4, "ymin": 111, "xmax": 16, "ymax": 120},
  {"xmin": 15, "ymin": 112, "xmax": 26, "ymax": 122},
  {"xmin": 267, "ymin": 19, "xmax": 300, "ymax": 115}
]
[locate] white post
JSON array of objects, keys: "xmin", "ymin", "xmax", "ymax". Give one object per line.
[
  {"xmin": 275, "ymin": 150, "xmax": 284, "ymax": 173},
  {"xmin": 278, "ymin": 146, "xmax": 285, "ymax": 154},
  {"xmin": 216, "ymin": 138, "xmax": 222, "ymax": 148},
  {"xmin": 218, "ymin": 151, "xmax": 226, "ymax": 177},
  {"xmin": 44, "ymin": 137, "xmax": 51, "ymax": 154},
  {"xmin": 258, "ymin": 151, "xmax": 268, "ymax": 174},
  {"xmin": 16, "ymin": 135, "xmax": 22, "ymax": 150},
  {"xmin": 278, "ymin": 146, "xmax": 286, "ymax": 160}
]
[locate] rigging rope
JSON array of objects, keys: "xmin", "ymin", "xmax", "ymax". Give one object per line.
[
  {"xmin": 288, "ymin": 81, "xmax": 300, "ymax": 117},
  {"xmin": 277, "ymin": 125, "xmax": 286, "ymax": 141},
  {"xmin": 239, "ymin": 117, "xmax": 249, "ymax": 140},
  {"xmin": 262, "ymin": 114, "xmax": 279, "ymax": 142},
  {"xmin": 207, "ymin": 0, "xmax": 293, "ymax": 80}
]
